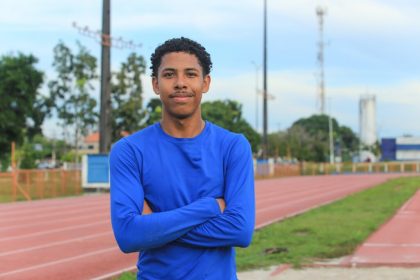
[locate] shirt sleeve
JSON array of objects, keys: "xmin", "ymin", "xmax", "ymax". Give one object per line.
[
  {"xmin": 176, "ymin": 135, "xmax": 255, "ymax": 248},
  {"xmin": 110, "ymin": 139, "xmax": 221, "ymax": 253}
]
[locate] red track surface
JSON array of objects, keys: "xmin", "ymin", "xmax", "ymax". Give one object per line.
[
  {"xmin": 0, "ymin": 174, "xmax": 411, "ymax": 279},
  {"xmin": 342, "ymin": 189, "xmax": 420, "ymax": 267}
]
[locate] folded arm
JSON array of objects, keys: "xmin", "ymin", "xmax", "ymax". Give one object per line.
[
  {"xmin": 110, "ymin": 139, "xmax": 221, "ymax": 253},
  {"xmin": 176, "ymin": 135, "xmax": 255, "ymax": 248}
]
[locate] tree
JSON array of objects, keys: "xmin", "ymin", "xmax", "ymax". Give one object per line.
[
  {"xmin": 201, "ymin": 100, "xmax": 260, "ymax": 152},
  {"xmin": 287, "ymin": 114, "xmax": 359, "ymax": 162},
  {"xmin": 17, "ymin": 134, "xmax": 69, "ymax": 169},
  {"xmin": 48, "ymin": 41, "xmax": 98, "ymax": 161},
  {"xmin": 267, "ymin": 131, "xmax": 288, "ymax": 158},
  {"xmin": 0, "ymin": 53, "xmax": 44, "ymax": 167},
  {"xmin": 143, "ymin": 98, "xmax": 162, "ymax": 127},
  {"xmin": 111, "ymin": 53, "xmax": 147, "ymax": 142}
]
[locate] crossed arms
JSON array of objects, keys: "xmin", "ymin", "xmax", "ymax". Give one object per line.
[{"xmin": 110, "ymin": 136, "xmax": 255, "ymax": 253}]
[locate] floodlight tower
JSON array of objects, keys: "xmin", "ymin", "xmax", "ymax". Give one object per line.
[{"xmin": 316, "ymin": 7, "xmax": 326, "ymax": 115}]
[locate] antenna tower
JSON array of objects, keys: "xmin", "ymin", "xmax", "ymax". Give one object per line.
[{"xmin": 316, "ymin": 7, "xmax": 326, "ymax": 114}]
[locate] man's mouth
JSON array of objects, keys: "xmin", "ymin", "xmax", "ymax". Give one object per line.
[{"xmin": 170, "ymin": 92, "xmax": 193, "ymax": 102}]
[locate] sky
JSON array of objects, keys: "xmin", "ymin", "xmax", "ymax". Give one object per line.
[{"xmin": 1, "ymin": 0, "xmax": 419, "ymax": 139}]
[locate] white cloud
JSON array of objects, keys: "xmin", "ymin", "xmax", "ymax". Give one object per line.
[{"xmin": 5, "ymin": 0, "xmax": 420, "ymax": 138}]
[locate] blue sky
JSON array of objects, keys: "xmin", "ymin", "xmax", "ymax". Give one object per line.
[{"xmin": 1, "ymin": 0, "xmax": 419, "ymax": 139}]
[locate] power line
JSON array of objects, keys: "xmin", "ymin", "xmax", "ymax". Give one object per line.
[
  {"xmin": 72, "ymin": 22, "xmax": 142, "ymax": 50},
  {"xmin": 72, "ymin": 2, "xmax": 142, "ymax": 153}
]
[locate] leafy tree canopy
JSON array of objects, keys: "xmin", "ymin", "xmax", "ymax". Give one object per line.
[
  {"xmin": 48, "ymin": 41, "xmax": 99, "ymax": 160},
  {"xmin": 202, "ymin": 100, "xmax": 260, "ymax": 152},
  {"xmin": 0, "ymin": 53, "xmax": 45, "ymax": 161},
  {"xmin": 268, "ymin": 114, "xmax": 359, "ymax": 162},
  {"xmin": 111, "ymin": 53, "xmax": 147, "ymax": 142}
]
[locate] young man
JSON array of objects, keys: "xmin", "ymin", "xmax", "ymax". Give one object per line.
[{"xmin": 110, "ymin": 37, "xmax": 255, "ymax": 280}]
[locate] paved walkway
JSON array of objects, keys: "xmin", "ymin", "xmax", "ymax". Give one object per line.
[
  {"xmin": 342, "ymin": 189, "xmax": 420, "ymax": 267},
  {"xmin": 238, "ymin": 183, "xmax": 420, "ymax": 279},
  {"xmin": 237, "ymin": 266, "xmax": 420, "ymax": 280}
]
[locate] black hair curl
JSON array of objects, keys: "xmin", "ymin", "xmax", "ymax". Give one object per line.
[{"xmin": 150, "ymin": 37, "xmax": 212, "ymax": 77}]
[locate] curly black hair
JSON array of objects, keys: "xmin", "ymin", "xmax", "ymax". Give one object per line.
[{"xmin": 150, "ymin": 37, "xmax": 212, "ymax": 77}]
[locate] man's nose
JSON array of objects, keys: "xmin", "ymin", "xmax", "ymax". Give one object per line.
[{"xmin": 174, "ymin": 74, "xmax": 187, "ymax": 89}]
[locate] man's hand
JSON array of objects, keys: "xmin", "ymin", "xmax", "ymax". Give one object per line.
[
  {"xmin": 216, "ymin": 198, "xmax": 226, "ymax": 213},
  {"xmin": 142, "ymin": 200, "xmax": 153, "ymax": 215}
]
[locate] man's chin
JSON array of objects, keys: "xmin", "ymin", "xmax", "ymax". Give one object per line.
[{"xmin": 169, "ymin": 111, "xmax": 194, "ymax": 120}]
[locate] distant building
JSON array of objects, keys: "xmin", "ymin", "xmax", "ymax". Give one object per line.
[
  {"xmin": 381, "ymin": 137, "xmax": 420, "ymax": 161},
  {"xmin": 79, "ymin": 132, "xmax": 100, "ymax": 154},
  {"xmin": 79, "ymin": 131, "xmax": 130, "ymax": 154}
]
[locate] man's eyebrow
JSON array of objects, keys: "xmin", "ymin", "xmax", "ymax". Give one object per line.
[
  {"xmin": 161, "ymin": 67, "xmax": 199, "ymax": 72},
  {"xmin": 161, "ymin": 67, "xmax": 176, "ymax": 72}
]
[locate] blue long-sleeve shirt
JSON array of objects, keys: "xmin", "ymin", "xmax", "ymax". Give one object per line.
[{"xmin": 110, "ymin": 121, "xmax": 255, "ymax": 280}]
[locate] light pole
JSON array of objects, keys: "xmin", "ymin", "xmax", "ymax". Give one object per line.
[
  {"xmin": 251, "ymin": 61, "xmax": 261, "ymax": 132},
  {"xmin": 328, "ymin": 98, "xmax": 334, "ymax": 163},
  {"xmin": 262, "ymin": 0, "xmax": 268, "ymax": 160}
]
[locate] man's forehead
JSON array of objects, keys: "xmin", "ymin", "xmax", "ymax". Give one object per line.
[{"xmin": 159, "ymin": 52, "xmax": 200, "ymax": 68}]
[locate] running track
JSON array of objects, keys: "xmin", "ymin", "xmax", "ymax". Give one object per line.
[
  {"xmin": 342, "ymin": 189, "xmax": 420, "ymax": 267},
  {"xmin": 0, "ymin": 174, "xmax": 411, "ymax": 279}
]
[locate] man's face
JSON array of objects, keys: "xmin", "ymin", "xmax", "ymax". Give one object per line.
[{"xmin": 152, "ymin": 52, "xmax": 210, "ymax": 120}]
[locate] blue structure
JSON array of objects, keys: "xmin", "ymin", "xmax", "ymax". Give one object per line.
[
  {"xmin": 381, "ymin": 138, "xmax": 396, "ymax": 161},
  {"xmin": 82, "ymin": 154, "xmax": 110, "ymax": 189},
  {"xmin": 381, "ymin": 137, "xmax": 420, "ymax": 161}
]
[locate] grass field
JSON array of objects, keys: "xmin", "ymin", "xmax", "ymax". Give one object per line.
[
  {"xmin": 117, "ymin": 176, "xmax": 420, "ymax": 279},
  {"xmin": 236, "ymin": 176, "xmax": 420, "ymax": 270}
]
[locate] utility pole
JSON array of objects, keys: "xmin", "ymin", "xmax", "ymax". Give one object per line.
[
  {"xmin": 262, "ymin": 0, "xmax": 268, "ymax": 159},
  {"xmin": 328, "ymin": 98, "xmax": 334, "ymax": 163},
  {"xmin": 99, "ymin": 0, "xmax": 111, "ymax": 153},
  {"xmin": 251, "ymin": 61, "xmax": 261, "ymax": 132},
  {"xmin": 316, "ymin": 7, "xmax": 326, "ymax": 115},
  {"xmin": 72, "ymin": 3, "xmax": 141, "ymax": 154}
]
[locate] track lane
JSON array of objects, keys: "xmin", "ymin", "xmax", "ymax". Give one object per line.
[{"xmin": 0, "ymin": 174, "xmax": 412, "ymax": 279}]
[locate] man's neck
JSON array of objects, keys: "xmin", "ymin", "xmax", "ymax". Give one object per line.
[{"xmin": 160, "ymin": 115, "xmax": 205, "ymax": 138}]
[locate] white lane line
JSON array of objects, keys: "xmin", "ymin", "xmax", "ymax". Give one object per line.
[
  {"xmin": 0, "ymin": 220, "xmax": 109, "ymax": 242},
  {"xmin": 0, "ymin": 247, "xmax": 117, "ymax": 277},
  {"xmin": 256, "ymin": 184, "xmax": 366, "ymax": 214},
  {"xmin": 0, "ymin": 232, "xmax": 110, "ymax": 256},
  {"xmin": 90, "ymin": 266, "xmax": 137, "ymax": 280},
  {"xmin": 364, "ymin": 243, "xmax": 420, "ymax": 247},
  {"xmin": 0, "ymin": 205, "xmax": 108, "ymax": 224},
  {"xmin": 0, "ymin": 213, "xmax": 106, "ymax": 232},
  {"xmin": 0, "ymin": 199, "xmax": 107, "ymax": 217}
]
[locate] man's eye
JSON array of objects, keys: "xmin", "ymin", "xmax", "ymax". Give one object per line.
[
  {"xmin": 187, "ymin": 72, "xmax": 197, "ymax": 77},
  {"xmin": 163, "ymin": 72, "xmax": 174, "ymax": 78}
]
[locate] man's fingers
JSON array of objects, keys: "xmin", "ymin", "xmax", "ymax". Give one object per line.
[
  {"xmin": 216, "ymin": 198, "xmax": 226, "ymax": 213},
  {"xmin": 142, "ymin": 200, "xmax": 153, "ymax": 215}
]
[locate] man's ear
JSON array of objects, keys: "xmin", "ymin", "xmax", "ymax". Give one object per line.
[
  {"xmin": 202, "ymin": 75, "xmax": 211, "ymax": 94},
  {"xmin": 152, "ymin": 76, "xmax": 160, "ymax": 95}
]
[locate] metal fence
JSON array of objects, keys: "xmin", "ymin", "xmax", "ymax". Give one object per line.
[
  {"xmin": 255, "ymin": 161, "xmax": 420, "ymax": 178},
  {"xmin": 1, "ymin": 161, "xmax": 419, "ymax": 202},
  {"xmin": 301, "ymin": 161, "xmax": 420, "ymax": 175},
  {"xmin": 0, "ymin": 169, "xmax": 81, "ymax": 202}
]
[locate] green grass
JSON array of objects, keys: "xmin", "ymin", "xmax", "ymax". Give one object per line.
[{"xmin": 117, "ymin": 176, "xmax": 420, "ymax": 279}]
